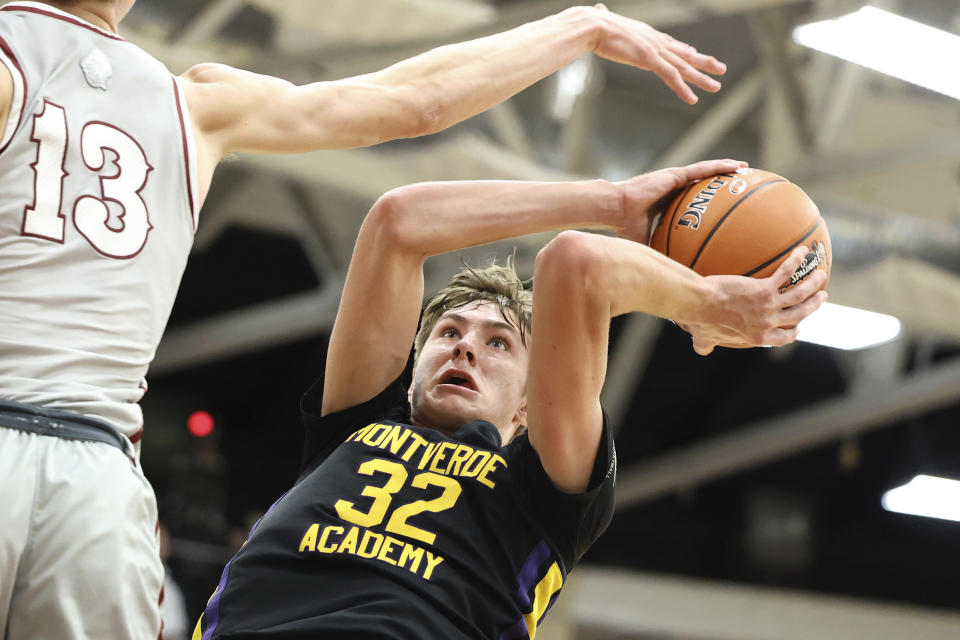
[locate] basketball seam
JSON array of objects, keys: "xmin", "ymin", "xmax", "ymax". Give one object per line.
[
  {"xmin": 665, "ymin": 181, "xmax": 700, "ymax": 258},
  {"xmin": 688, "ymin": 179, "xmax": 786, "ymax": 270},
  {"xmin": 742, "ymin": 218, "xmax": 823, "ymax": 277}
]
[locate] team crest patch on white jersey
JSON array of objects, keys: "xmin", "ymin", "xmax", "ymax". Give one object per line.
[{"xmin": 80, "ymin": 49, "xmax": 112, "ymax": 90}]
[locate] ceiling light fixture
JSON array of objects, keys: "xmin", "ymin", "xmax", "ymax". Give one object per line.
[
  {"xmin": 796, "ymin": 302, "xmax": 901, "ymax": 350},
  {"xmin": 881, "ymin": 474, "xmax": 960, "ymax": 523},
  {"xmin": 793, "ymin": 6, "xmax": 960, "ymax": 101}
]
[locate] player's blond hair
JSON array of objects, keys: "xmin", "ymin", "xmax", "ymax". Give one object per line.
[{"xmin": 413, "ymin": 257, "xmax": 532, "ymax": 366}]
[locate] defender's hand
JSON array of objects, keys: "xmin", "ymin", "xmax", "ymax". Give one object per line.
[
  {"xmin": 586, "ymin": 3, "xmax": 728, "ymax": 104},
  {"xmin": 683, "ymin": 247, "xmax": 829, "ymax": 355}
]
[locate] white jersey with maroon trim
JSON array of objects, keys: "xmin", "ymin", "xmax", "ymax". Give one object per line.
[{"xmin": 0, "ymin": 2, "xmax": 200, "ymax": 443}]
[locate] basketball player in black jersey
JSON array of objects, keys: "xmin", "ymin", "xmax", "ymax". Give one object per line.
[
  {"xmin": 0, "ymin": 3, "xmax": 776, "ymax": 637},
  {"xmin": 194, "ymin": 159, "xmax": 826, "ymax": 639}
]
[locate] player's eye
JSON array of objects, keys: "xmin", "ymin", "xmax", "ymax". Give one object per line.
[
  {"xmin": 440, "ymin": 327, "xmax": 459, "ymax": 339},
  {"xmin": 489, "ymin": 337, "xmax": 508, "ymax": 351}
]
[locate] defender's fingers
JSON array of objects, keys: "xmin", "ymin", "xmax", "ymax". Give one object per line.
[
  {"xmin": 672, "ymin": 44, "xmax": 727, "ymax": 76},
  {"xmin": 651, "ymin": 55, "xmax": 698, "ymax": 104},
  {"xmin": 660, "ymin": 32, "xmax": 727, "ymax": 75},
  {"xmin": 661, "ymin": 49, "xmax": 721, "ymax": 93}
]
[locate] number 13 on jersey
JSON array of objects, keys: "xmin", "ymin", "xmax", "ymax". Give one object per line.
[{"xmin": 23, "ymin": 100, "xmax": 153, "ymax": 259}]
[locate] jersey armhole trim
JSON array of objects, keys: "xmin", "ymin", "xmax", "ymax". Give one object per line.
[
  {"xmin": 0, "ymin": 34, "xmax": 26, "ymax": 154},
  {"xmin": 172, "ymin": 76, "xmax": 199, "ymax": 229}
]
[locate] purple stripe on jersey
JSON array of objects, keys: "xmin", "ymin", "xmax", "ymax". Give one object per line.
[
  {"xmin": 170, "ymin": 77, "xmax": 197, "ymax": 228},
  {"xmin": 500, "ymin": 591, "xmax": 563, "ymax": 640},
  {"xmin": 498, "ymin": 592, "xmax": 561, "ymax": 640},
  {"xmin": 0, "ymin": 35, "xmax": 26, "ymax": 155},
  {"xmin": 515, "ymin": 540, "xmax": 551, "ymax": 605},
  {"xmin": 498, "ymin": 540, "xmax": 553, "ymax": 640},
  {"xmin": 0, "ymin": 4, "xmax": 126, "ymax": 41},
  {"xmin": 200, "ymin": 490, "xmax": 290, "ymax": 640},
  {"xmin": 200, "ymin": 559, "xmax": 231, "ymax": 640}
]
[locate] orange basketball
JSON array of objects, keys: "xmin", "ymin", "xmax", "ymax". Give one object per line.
[{"xmin": 650, "ymin": 168, "xmax": 831, "ymax": 290}]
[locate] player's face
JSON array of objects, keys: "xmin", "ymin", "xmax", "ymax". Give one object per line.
[{"xmin": 409, "ymin": 302, "xmax": 529, "ymax": 443}]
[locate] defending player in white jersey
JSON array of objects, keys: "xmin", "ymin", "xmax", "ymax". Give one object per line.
[{"xmin": 0, "ymin": 1, "xmax": 739, "ymax": 638}]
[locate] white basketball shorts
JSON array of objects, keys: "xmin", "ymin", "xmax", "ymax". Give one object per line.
[{"xmin": 0, "ymin": 423, "xmax": 164, "ymax": 640}]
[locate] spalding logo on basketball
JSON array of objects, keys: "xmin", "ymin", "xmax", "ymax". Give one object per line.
[{"xmin": 650, "ymin": 167, "xmax": 831, "ymax": 292}]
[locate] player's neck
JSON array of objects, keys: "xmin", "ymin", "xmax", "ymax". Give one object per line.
[
  {"xmin": 42, "ymin": 1, "xmax": 121, "ymax": 33},
  {"xmin": 410, "ymin": 413, "xmax": 515, "ymax": 447}
]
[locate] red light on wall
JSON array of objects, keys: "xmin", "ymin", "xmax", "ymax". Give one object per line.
[{"xmin": 187, "ymin": 410, "xmax": 215, "ymax": 437}]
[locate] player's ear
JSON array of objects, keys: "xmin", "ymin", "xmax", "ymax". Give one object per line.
[
  {"xmin": 407, "ymin": 371, "xmax": 416, "ymax": 404},
  {"xmin": 512, "ymin": 399, "xmax": 527, "ymax": 429}
]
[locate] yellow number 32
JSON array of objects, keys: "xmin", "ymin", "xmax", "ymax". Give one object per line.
[{"xmin": 334, "ymin": 458, "xmax": 462, "ymax": 545}]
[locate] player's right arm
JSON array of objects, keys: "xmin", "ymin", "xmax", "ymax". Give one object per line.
[{"xmin": 320, "ymin": 177, "xmax": 627, "ymax": 417}]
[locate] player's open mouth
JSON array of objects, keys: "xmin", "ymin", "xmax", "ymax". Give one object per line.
[{"xmin": 437, "ymin": 369, "xmax": 477, "ymax": 391}]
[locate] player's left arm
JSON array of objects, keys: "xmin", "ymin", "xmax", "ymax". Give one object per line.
[
  {"xmin": 178, "ymin": 5, "xmax": 728, "ymax": 169},
  {"xmin": 526, "ymin": 170, "xmax": 828, "ymax": 493}
]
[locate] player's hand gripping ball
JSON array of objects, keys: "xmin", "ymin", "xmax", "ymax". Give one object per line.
[{"xmin": 650, "ymin": 167, "xmax": 831, "ymax": 345}]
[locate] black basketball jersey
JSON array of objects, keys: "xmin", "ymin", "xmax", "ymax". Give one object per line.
[{"xmin": 195, "ymin": 375, "xmax": 616, "ymax": 639}]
